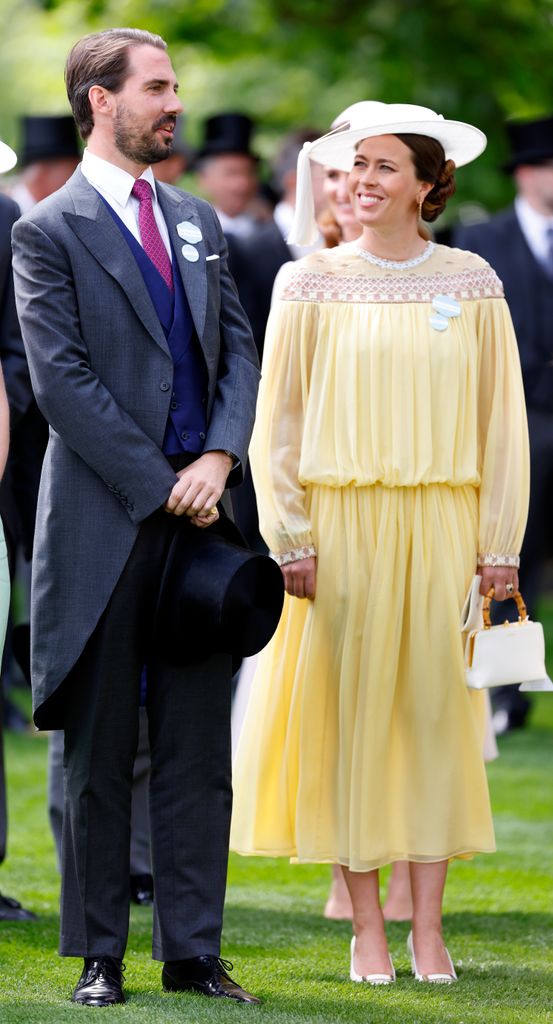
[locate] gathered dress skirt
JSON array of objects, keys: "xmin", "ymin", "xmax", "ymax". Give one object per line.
[{"xmin": 231, "ymin": 480, "xmax": 495, "ymax": 871}]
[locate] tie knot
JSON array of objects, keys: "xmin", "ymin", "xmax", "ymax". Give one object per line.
[{"xmin": 132, "ymin": 178, "xmax": 152, "ymax": 203}]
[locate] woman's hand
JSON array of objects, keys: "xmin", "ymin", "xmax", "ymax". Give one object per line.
[
  {"xmin": 281, "ymin": 556, "xmax": 317, "ymax": 600},
  {"xmin": 478, "ymin": 566, "xmax": 519, "ymax": 601}
]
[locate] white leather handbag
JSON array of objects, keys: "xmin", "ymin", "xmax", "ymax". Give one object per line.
[{"xmin": 461, "ymin": 580, "xmax": 552, "ymax": 691}]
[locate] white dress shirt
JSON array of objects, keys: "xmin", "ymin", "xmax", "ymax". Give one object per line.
[
  {"xmin": 10, "ymin": 182, "xmax": 36, "ymax": 215},
  {"xmin": 514, "ymin": 195, "xmax": 553, "ymax": 268},
  {"xmin": 214, "ymin": 208, "xmax": 256, "ymax": 239},
  {"xmin": 81, "ymin": 148, "xmax": 172, "ymax": 259}
]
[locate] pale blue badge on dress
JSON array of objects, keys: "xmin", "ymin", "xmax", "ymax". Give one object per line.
[
  {"xmin": 429, "ymin": 313, "xmax": 449, "ymax": 332},
  {"xmin": 177, "ymin": 221, "xmax": 203, "ymax": 244},
  {"xmin": 181, "ymin": 243, "xmax": 200, "ymax": 262},
  {"xmin": 429, "ymin": 294, "xmax": 461, "ymax": 332}
]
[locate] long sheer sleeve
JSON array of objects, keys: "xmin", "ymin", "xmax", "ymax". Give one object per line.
[
  {"xmin": 250, "ymin": 298, "xmax": 319, "ymax": 560},
  {"xmin": 476, "ymin": 296, "xmax": 529, "ymax": 563}
]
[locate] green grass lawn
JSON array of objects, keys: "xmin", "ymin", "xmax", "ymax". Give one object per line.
[{"xmin": 1, "ymin": 604, "xmax": 552, "ymax": 1023}]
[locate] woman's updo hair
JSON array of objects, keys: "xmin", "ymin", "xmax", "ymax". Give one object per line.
[{"xmin": 395, "ymin": 133, "xmax": 456, "ymax": 222}]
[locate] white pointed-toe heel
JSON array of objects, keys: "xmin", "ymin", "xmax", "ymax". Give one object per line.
[
  {"xmin": 407, "ymin": 930, "xmax": 457, "ymax": 983},
  {"xmin": 350, "ymin": 937, "xmax": 396, "ymax": 985}
]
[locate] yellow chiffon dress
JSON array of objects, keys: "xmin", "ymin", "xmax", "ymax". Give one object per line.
[{"xmin": 231, "ymin": 242, "xmax": 529, "ymax": 872}]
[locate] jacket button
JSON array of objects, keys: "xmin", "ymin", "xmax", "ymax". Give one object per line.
[
  {"xmin": 180, "ymin": 431, "xmax": 189, "ymax": 441},
  {"xmin": 160, "ymin": 381, "xmax": 170, "ymax": 392},
  {"xmin": 170, "ymin": 401, "xmax": 178, "ymax": 410},
  {"xmin": 199, "ymin": 432, "xmax": 206, "ymax": 440}
]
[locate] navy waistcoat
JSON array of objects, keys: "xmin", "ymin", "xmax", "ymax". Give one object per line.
[{"xmin": 101, "ymin": 197, "xmax": 208, "ymax": 454}]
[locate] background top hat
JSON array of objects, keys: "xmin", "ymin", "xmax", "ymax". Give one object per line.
[
  {"xmin": 198, "ymin": 112, "xmax": 259, "ymax": 160},
  {"xmin": 19, "ymin": 114, "xmax": 80, "ymax": 167},
  {"xmin": 503, "ymin": 114, "xmax": 553, "ymax": 172},
  {"xmin": 155, "ymin": 513, "xmax": 284, "ymax": 667}
]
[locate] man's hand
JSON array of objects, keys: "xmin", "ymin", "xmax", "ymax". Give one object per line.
[
  {"xmin": 164, "ymin": 450, "xmax": 233, "ymax": 522},
  {"xmin": 478, "ymin": 566, "xmax": 519, "ymax": 601},
  {"xmin": 281, "ymin": 556, "xmax": 317, "ymax": 600}
]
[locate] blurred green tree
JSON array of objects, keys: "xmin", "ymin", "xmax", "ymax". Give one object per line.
[{"xmin": 2, "ymin": 0, "xmax": 553, "ymax": 216}]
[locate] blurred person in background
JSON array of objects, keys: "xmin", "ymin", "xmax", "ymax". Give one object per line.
[
  {"xmin": 0, "ymin": 133, "xmax": 36, "ymax": 921},
  {"xmin": 153, "ymin": 114, "xmax": 193, "ymax": 185},
  {"xmin": 1, "ymin": 116, "xmax": 80, "ymax": 733},
  {"xmin": 272, "ymin": 129, "xmax": 325, "ymax": 260},
  {"xmin": 10, "ymin": 115, "xmax": 81, "ymax": 215},
  {"xmin": 454, "ymin": 114, "xmax": 553, "ymax": 735},
  {"xmin": 196, "ymin": 113, "xmax": 261, "ymax": 238}
]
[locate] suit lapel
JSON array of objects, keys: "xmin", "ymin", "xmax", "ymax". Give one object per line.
[
  {"xmin": 157, "ymin": 185, "xmax": 208, "ymax": 345},
  {"xmin": 63, "ymin": 169, "xmax": 170, "ymax": 355},
  {"xmin": 503, "ymin": 209, "xmax": 544, "ymax": 282}
]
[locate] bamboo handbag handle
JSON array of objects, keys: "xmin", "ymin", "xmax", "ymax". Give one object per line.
[{"xmin": 482, "ymin": 587, "xmax": 528, "ymax": 629}]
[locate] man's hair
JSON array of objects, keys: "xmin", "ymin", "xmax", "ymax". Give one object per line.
[{"xmin": 65, "ymin": 28, "xmax": 167, "ymax": 140}]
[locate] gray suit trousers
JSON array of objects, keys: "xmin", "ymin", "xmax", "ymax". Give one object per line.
[
  {"xmin": 59, "ymin": 507, "xmax": 232, "ymax": 960},
  {"xmin": 48, "ymin": 713, "xmax": 152, "ymax": 877}
]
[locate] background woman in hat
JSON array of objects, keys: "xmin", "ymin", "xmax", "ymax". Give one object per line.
[{"xmin": 231, "ymin": 102, "xmax": 529, "ymax": 983}]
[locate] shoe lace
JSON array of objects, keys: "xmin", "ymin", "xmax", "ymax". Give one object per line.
[
  {"xmin": 86, "ymin": 958, "xmax": 126, "ymax": 986},
  {"xmin": 214, "ymin": 957, "xmax": 234, "ymax": 976}
]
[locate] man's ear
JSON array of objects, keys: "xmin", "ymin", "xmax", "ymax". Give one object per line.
[{"xmin": 88, "ymin": 85, "xmax": 114, "ymax": 120}]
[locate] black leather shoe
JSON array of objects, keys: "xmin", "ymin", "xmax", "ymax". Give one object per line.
[
  {"xmin": 130, "ymin": 873, "xmax": 154, "ymax": 906},
  {"xmin": 162, "ymin": 956, "xmax": 260, "ymax": 1004},
  {"xmin": 71, "ymin": 957, "xmax": 125, "ymax": 1006},
  {"xmin": 0, "ymin": 892, "xmax": 37, "ymax": 921}
]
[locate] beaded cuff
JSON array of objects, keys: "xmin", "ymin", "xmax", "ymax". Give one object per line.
[
  {"xmin": 477, "ymin": 553, "xmax": 520, "ymax": 568},
  {"xmin": 272, "ymin": 545, "xmax": 317, "ymax": 567}
]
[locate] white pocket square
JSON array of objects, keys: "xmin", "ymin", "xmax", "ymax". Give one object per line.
[{"xmin": 205, "ymin": 254, "xmax": 220, "ymax": 262}]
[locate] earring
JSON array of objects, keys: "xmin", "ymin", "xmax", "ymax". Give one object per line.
[{"xmin": 418, "ymin": 196, "xmax": 423, "ymax": 219}]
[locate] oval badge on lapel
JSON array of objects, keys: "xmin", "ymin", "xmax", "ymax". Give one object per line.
[
  {"xmin": 177, "ymin": 221, "xmax": 203, "ymax": 244},
  {"xmin": 181, "ymin": 244, "xmax": 200, "ymax": 263}
]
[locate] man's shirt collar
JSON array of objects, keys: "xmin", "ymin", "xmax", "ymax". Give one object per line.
[{"xmin": 82, "ymin": 148, "xmax": 158, "ymax": 208}]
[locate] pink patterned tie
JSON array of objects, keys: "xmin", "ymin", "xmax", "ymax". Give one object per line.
[{"xmin": 131, "ymin": 178, "xmax": 174, "ymax": 292}]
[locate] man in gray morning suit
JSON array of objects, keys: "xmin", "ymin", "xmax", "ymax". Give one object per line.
[{"xmin": 12, "ymin": 28, "xmax": 260, "ymax": 1007}]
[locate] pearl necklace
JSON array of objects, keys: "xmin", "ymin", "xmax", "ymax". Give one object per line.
[{"xmin": 355, "ymin": 240, "xmax": 436, "ymax": 270}]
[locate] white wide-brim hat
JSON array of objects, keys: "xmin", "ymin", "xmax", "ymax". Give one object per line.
[
  {"xmin": 0, "ymin": 139, "xmax": 17, "ymax": 174},
  {"xmin": 289, "ymin": 101, "xmax": 487, "ymax": 246}
]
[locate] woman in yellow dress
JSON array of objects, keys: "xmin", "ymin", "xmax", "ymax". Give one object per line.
[{"xmin": 231, "ymin": 103, "xmax": 529, "ymax": 984}]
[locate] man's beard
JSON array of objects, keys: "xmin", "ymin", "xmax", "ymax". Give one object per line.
[{"xmin": 114, "ymin": 104, "xmax": 175, "ymax": 165}]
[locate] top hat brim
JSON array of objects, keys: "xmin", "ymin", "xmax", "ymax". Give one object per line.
[
  {"xmin": 155, "ymin": 515, "xmax": 284, "ymax": 666},
  {"xmin": 0, "ymin": 140, "xmax": 17, "ymax": 174},
  {"xmin": 503, "ymin": 148, "xmax": 553, "ymax": 173},
  {"xmin": 198, "ymin": 142, "xmax": 260, "ymax": 161}
]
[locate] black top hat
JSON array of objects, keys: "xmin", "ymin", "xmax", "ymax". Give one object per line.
[
  {"xmin": 503, "ymin": 114, "xmax": 553, "ymax": 172},
  {"xmin": 19, "ymin": 115, "xmax": 80, "ymax": 167},
  {"xmin": 155, "ymin": 514, "xmax": 284, "ymax": 667},
  {"xmin": 198, "ymin": 112, "xmax": 258, "ymax": 160}
]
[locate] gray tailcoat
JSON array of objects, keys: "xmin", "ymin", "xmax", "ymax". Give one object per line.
[{"xmin": 11, "ymin": 167, "xmax": 260, "ymax": 728}]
